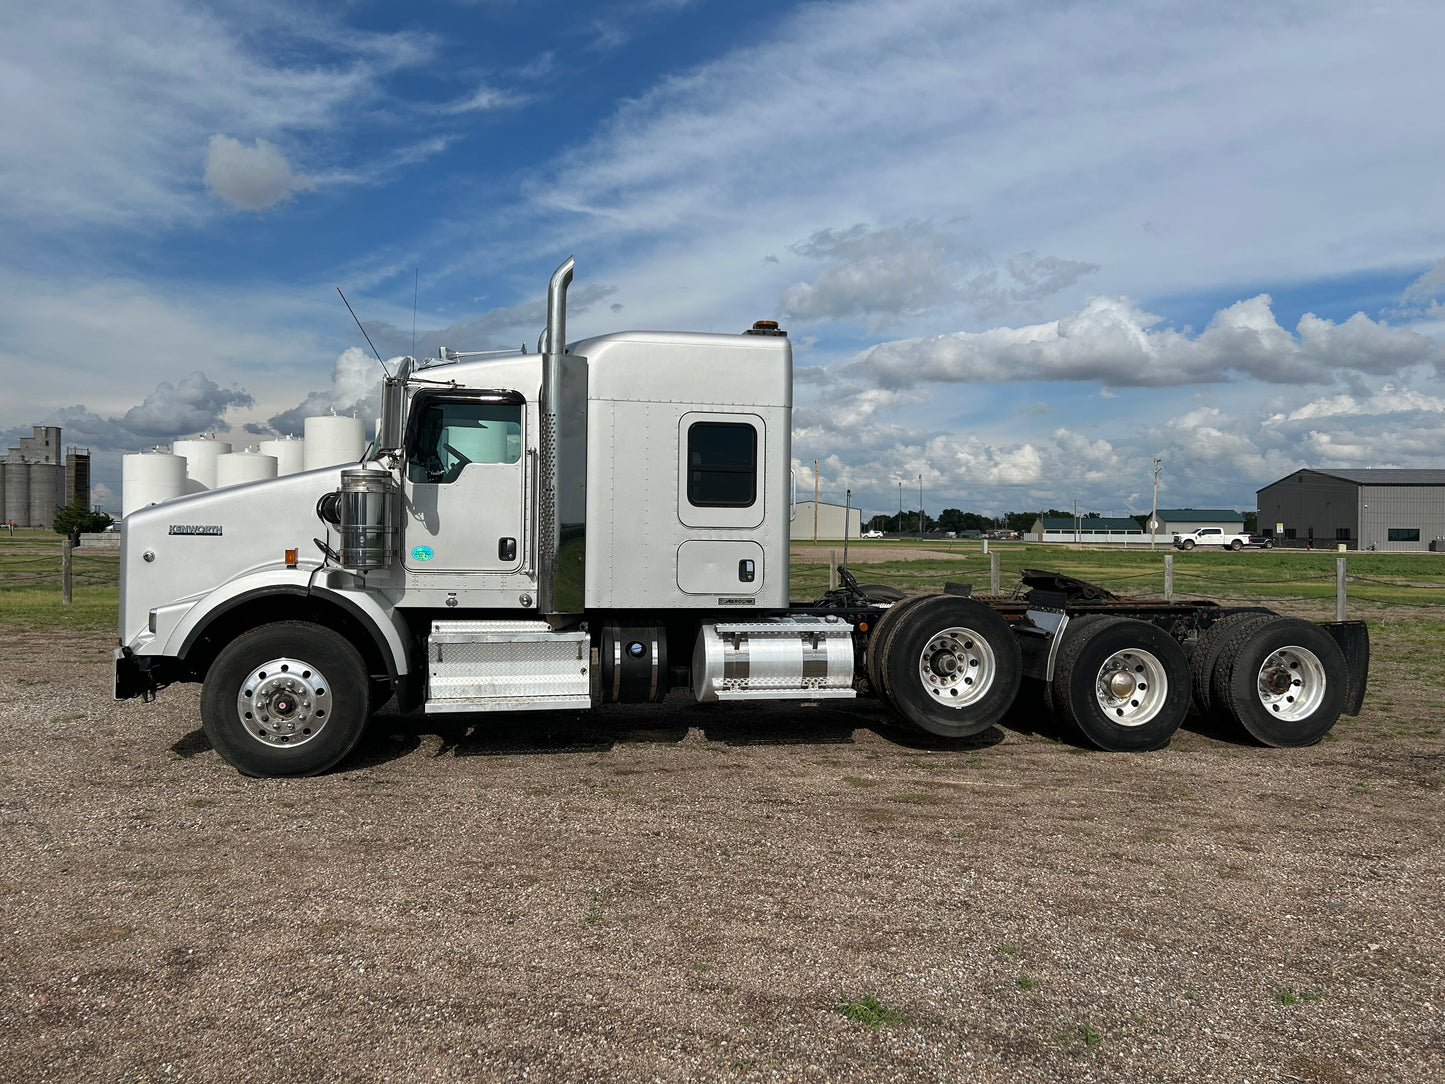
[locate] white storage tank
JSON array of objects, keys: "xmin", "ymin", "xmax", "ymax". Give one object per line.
[
  {"xmin": 122, "ymin": 451, "xmax": 187, "ymax": 517},
  {"xmin": 30, "ymin": 462, "xmax": 63, "ymax": 527},
  {"xmin": 304, "ymin": 415, "xmax": 365, "ymax": 470},
  {"xmin": 259, "ymin": 436, "xmax": 305, "ymax": 476},
  {"xmin": 216, "ymin": 451, "xmax": 278, "ymax": 488},
  {"xmin": 5, "ymin": 461, "xmax": 30, "ymax": 527},
  {"xmin": 172, "ymin": 437, "xmax": 232, "ymax": 491},
  {"xmin": 0, "ymin": 462, "xmax": 6, "ymax": 524}
]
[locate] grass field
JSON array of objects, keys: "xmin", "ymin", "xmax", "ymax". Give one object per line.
[
  {"xmin": 5, "ymin": 527, "xmax": 1445, "ymax": 637},
  {"xmin": 788, "ymin": 540, "xmax": 1445, "ymax": 615}
]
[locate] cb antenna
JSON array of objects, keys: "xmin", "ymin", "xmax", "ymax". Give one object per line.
[
  {"xmin": 336, "ymin": 286, "xmax": 391, "ymax": 378},
  {"xmin": 412, "ymin": 269, "xmax": 418, "ymax": 360}
]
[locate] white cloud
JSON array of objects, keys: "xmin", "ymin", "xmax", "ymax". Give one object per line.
[
  {"xmin": 0, "ymin": 1, "xmax": 432, "ymax": 231},
  {"xmin": 526, "ymin": 0, "xmax": 1445, "ymax": 298},
  {"xmin": 845, "ymin": 295, "xmax": 1445, "ymax": 390},
  {"xmin": 436, "ymin": 84, "xmax": 525, "ymax": 114},
  {"xmin": 204, "ymin": 135, "xmax": 313, "ymax": 211}
]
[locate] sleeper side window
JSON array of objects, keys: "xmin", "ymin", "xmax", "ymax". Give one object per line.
[
  {"xmin": 687, "ymin": 422, "xmax": 756, "ymax": 507},
  {"xmin": 407, "ymin": 399, "xmax": 522, "ymax": 485}
]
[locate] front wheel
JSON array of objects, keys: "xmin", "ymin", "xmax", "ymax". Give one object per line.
[
  {"xmin": 1181, "ymin": 539, "xmax": 1195, "ymax": 550},
  {"xmin": 1049, "ymin": 616, "xmax": 1191, "ymax": 751},
  {"xmin": 879, "ymin": 595, "xmax": 1022, "ymax": 738},
  {"xmin": 200, "ymin": 621, "xmax": 371, "ymax": 777}
]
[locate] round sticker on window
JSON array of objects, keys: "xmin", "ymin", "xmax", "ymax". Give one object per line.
[{"xmin": 411, "ymin": 546, "xmax": 434, "ymax": 562}]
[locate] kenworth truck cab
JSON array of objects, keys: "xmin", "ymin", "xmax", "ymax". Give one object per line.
[{"xmin": 116, "ymin": 259, "xmax": 1368, "ymax": 776}]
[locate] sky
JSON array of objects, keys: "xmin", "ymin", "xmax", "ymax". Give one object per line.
[{"xmin": 3, "ymin": 0, "xmax": 1445, "ymax": 522}]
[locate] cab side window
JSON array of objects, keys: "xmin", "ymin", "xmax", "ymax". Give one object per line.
[
  {"xmin": 407, "ymin": 400, "xmax": 522, "ymax": 484},
  {"xmin": 687, "ymin": 421, "xmax": 756, "ymax": 507}
]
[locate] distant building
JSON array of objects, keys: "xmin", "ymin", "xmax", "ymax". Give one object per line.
[
  {"xmin": 791, "ymin": 501, "xmax": 864, "ymax": 541},
  {"xmin": 0, "ymin": 426, "xmax": 88, "ymax": 529},
  {"xmin": 1153, "ymin": 508, "xmax": 1244, "ymax": 535},
  {"xmin": 1257, "ymin": 469, "xmax": 1445, "ymax": 551},
  {"xmin": 1029, "ymin": 516, "xmax": 1145, "ymax": 542}
]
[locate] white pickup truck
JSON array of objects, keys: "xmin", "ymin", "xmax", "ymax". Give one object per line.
[{"xmin": 1173, "ymin": 526, "xmax": 1250, "ymax": 551}]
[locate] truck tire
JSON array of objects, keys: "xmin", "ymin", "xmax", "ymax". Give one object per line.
[
  {"xmin": 1189, "ymin": 610, "xmax": 1274, "ymax": 717},
  {"xmin": 1210, "ymin": 616, "xmax": 1347, "ymax": 747},
  {"xmin": 1181, "ymin": 539, "xmax": 1195, "ymax": 550},
  {"xmin": 200, "ymin": 621, "xmax": 372, "ymax": 777},
  {"xmin": 1230, "ymin": 539, "xmax": 1243, "ymax": 551},
  {"xmin": 879, "ymin": 595, "xmax": 1021, "ymax": 738},
  {"xmin": 1049, "ymin": 616, "xmax": 1191, "ymax": 751},
  {"xmin": 865, "ymin": 595, "xmax": 931, "ymax": 706}
]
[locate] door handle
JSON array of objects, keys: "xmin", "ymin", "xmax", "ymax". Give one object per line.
[{"xmin": 499, "ymin": 537, "xmax": 517, "ymax": 561}]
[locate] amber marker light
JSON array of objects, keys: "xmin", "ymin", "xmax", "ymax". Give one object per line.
[{"xmin": 285, "ymin": 548, "xmax": 298, "ymax": 568}]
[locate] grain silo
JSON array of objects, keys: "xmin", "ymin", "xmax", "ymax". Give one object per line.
[
  {"xmin": 122, "ymin": 451, "xmax": 187, "ymax": 517},
  {"xmin": 4, "ymin": 461, "xmax": 30, "ymax": 527},
  {"xmin": 303, "ymin": 415, "xmax": 365, "ymax": 470},
  {"xmin": 29, "ymin": 462, "xmax": 64, "ymax": 527},
  {"xmin": 172, "ymin": 437, "xmax": 232, "ymax": 491},
  {"xmin": 259, "ymin": 435, "xmax": 305, "ymax": 476},
  {"xmin": 216, "ymin": 451, "xmax": 278, "ymax": 488},
  {"xmin": 0, "ymin": 462, "xmax": 6, "ymax": 524}
]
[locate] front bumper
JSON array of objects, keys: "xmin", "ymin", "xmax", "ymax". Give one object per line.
[{"xmin": 114, "ymin": 647, "xmax": 175, "ymax": 702}]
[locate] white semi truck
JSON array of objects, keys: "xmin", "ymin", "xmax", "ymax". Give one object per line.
[{"xmin": 115, "ymin": 259, "xmax": 1369, "ymax": 776}]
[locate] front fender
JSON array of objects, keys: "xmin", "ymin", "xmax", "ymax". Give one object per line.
[{"xmin": 156, "ymin": 567, "xmax": 411, "ymax": 678}]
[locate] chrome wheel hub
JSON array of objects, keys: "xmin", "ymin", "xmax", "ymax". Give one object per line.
[
  {"xmin": 1093, "ymin": 649, "xmax": 1168, "ymax": 727},
  {"xmin": 236, "ymin": 657, "xmax": 332, "ymax": 748},
  {"xmin": 917, "ymin": 627, "xmax": 996, "ymax": 710},
  {"xmin": 1255, "ymin": 645, "xmax": 1326, "ymax": 721}
]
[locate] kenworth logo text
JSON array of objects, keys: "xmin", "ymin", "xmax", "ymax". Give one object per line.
[{"xmin": 168, "ymin": 525, "xmax": 223, "ymax": 536}]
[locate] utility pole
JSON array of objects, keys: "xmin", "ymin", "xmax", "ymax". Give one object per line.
[
  {"xmin": 813, "ymin": 459, "xmax": 819, "ymax": 544},
  {"xmin": 918, "ymin": 474, "xmax": 924, "ymax": 539},
  {"xmin": 1150, "ymin": 456, "xmax": 1162, "ymax": 551},
  {"xmin": 898, "ymin": 481, "xmax": 903, "ymax": 535}
]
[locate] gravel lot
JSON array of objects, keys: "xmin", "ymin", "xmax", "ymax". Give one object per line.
[{"xmin": 2, "ymin": 626, "xmax": 1442, "ymax": 1083}]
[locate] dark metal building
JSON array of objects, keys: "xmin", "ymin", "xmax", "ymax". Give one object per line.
[{"xmin": 1256, "ymin": 468, "xmax": 1445, "ymax": 551}]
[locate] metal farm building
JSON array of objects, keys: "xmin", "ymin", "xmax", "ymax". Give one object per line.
[{"xmin": 1256, "ymin": 468, "xmax": 1445, "ymax": 551}]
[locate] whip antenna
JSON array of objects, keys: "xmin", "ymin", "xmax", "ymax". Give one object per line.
[
  {"xmin": 412, "ymin": 269, "xmax": 418, "ymax": 360},
  {"xmin": 336, "ymin": 286, "xmax": 391, "ymax": 378}
]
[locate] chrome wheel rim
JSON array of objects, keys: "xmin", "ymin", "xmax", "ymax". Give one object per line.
[
  {"xmin": 917, "ymin": 626, "xmax": 996, "ymax": 709},
  {"xmin": 235, "ymin": 656, "xmax": 332, "ymax": 748},
  {"xmin": 1255, "ymin": 645, "xmax": 1326, "ymax": 721},
  {"xmin": 1092, "ymin": 648, "xmax": 1168, "ymax": 727}
]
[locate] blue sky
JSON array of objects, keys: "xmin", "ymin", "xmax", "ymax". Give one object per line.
[{"xmin": 3, "ymin": 0, "xmax": 1445, "ymax": 521}]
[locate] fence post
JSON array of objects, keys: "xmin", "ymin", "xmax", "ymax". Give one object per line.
[
  {"xmin": 1164, "ymin": 554, "xmax": 1173, "ymax": 600},
  {"xmin": 829, "ymin": 549, "xmax": 837, "ymax": 591},
  {"xmin": 62, "ymin": 538, "xmax": 73, "ymax": 605},
  {"xmin": 1337, "ymin": 557, "xmax": 1347, "ymax": 621},
  {"xmin": 990, "ymin": 550, "xmax": 1000, "ymax": 594}
]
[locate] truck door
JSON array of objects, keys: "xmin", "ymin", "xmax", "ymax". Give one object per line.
[{"xmin": 402, "ymin": 391, "xmax": 526, "ymax": 574}]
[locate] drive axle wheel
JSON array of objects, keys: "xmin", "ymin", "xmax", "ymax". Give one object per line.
[
  {"xmin": 1050, "ymin": 617, "xmax": 1191, "ymax": 751},
  {"xmin": 201, "ymin": 621, "xmax": 371, "ymax": 777},
  {"xmin": 1211, "ymin": 616, "xmax": 1347, "ymax": 747},
  {"xmin": 880, "ymin": 595, "xmax": 1021, "ymax": 738},
  {"xmin": 865, "ymin": 595, "xmax": 930, "ymax": 707},
  {"xmin": 1189, "ymin": 610, "xmax": 1273, "ymax": 718}
]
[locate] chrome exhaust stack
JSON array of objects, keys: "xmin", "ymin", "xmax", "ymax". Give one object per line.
[{"xmin": 538, "ymin": 256, "xmax": 575, "ymax": 615}]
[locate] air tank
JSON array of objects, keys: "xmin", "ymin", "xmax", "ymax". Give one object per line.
[
  {"xmin": 216, "ymin": 452, "xmax": 278, "ymax": 488},
  {"xmin": 172, "ymin": 438, "xmax": 232, "ymax": 491},
  {"xmin": 30, "ymin": 463, "xmax": 63, "ymax": 527},
  {"xmin": 304, "ymin": 415, "xmax": 365, "ymax": 470},
  {"xmin": 5, "ymin": 462, "xmax": 29, "ymax": 527},
  {"xmin": 122, "ymin": 452, "xmax": 187, "ymax": 517},
  {"xmin": 259, "ymin": 436, "xmax": 305, "ymax": 476}
]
